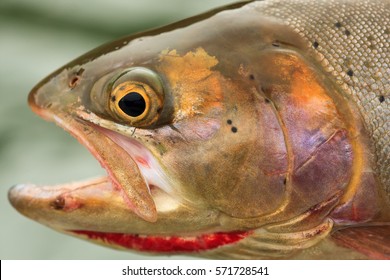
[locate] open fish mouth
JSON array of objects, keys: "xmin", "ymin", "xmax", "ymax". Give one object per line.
[
  {"xmin": 7, "ymin": 87, "xmax": 252, "ymax": 254},
  {"xmin": 9, "ymin": 88, "xmax": 155, "ymax": 221},
  {"xmin": 20, "ymin": 100, "xmax": 159, "ymax": 222}
]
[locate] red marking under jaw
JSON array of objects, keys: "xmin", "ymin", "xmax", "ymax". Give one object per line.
[{"xmin": 72, "ymin": 230, "xmax": 251, "ymax": 252}]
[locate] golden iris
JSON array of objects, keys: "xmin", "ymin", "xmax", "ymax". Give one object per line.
[{"xmin": 108, "ymin": 67, "xmax": 164, "ymax": 127}]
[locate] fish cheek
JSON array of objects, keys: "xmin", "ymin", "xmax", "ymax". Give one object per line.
[
  {"xmin": 159, "ymin": 79, "xmax": 288, "ymax": 219},
  {"xmin": 201, "ymin": 84, "xmax": 288, "ymax": 219}
]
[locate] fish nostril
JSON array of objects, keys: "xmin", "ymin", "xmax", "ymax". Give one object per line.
[
  {"xmin": 69, "ymin": 76, "xmax": 80, "ymax": 89},
  {"xmin": 68, "ymin": 68, "xmax": 85, "ymax": 89}
]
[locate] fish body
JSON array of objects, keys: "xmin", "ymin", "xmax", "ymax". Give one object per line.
[{"xmin": 9, "ymin": 0, "xmax": 390, "ymax": 259}]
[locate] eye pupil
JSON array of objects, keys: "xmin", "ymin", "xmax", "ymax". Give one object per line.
[{"xmin": 118, "ymin": 92, "xmax": 146, "ymax": 117}]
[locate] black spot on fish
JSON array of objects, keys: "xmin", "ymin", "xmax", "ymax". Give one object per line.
[
  {"xmin": 335, "ymin": 22, "xmax": 342, "ymax": 28},
  {"xmin": 231, "ymin": 127, "xmax": 238, "ymax": 133},
  {"xmin": 111, "ymin": 96, "xmax": 116, "ymax": 102},
  {"xmin": 265, "ymin": 98, "xmax": 270, "ymax": 104},
  {"xmin": 379, "ymin": 95, "xmax": 385, "ymax": 103},
  {"xmin": 249, "ymin": 74, "xmax": 255, "ymax": 80},
  {"xmin": 345, "ymin": 29, "xmax": 351, "ymax": 36},
  {"xmin": 283, "ymin": 178, "xmax": 287, "ymax": 185},
  {"xmin": 227, "ymin": 119, "xmax": 232, "ymax": 125},
  {"xmin": 347, "ymin": 69, "xmax": 354, "ymax": 77},
  {"xmin": 313, "ymin": 41, "xmax": 319, "ymax": 49}
]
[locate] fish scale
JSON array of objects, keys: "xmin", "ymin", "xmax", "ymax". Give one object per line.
[{"xmin": 253, "ymin": 0, "xmax": 390, "ymax": 198}]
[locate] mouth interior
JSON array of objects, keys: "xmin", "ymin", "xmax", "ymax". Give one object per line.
[
  {"xmin": 95, "ymin": 125, "xmax": 174, "ymax": 196},
  {"xmin": 36, "ymin": 113, "xmax": 156, "ymax": 223},
  {"xmin": 92, "ymin": 123, "xmax": 185, "ymax": 213}
]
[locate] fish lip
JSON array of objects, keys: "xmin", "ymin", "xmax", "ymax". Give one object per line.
[{"xmin": 26, "ymin": 90, "xmax": 157, "ymax": 222}]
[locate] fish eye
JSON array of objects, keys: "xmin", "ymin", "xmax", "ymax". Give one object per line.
[
  {"xmin": 108, "ymin": 67, "xmax": 164, "ymax": 127},
  {"xmin": 111, "ymin": 82, "xmax": 151, "ymax": 121},
  {"xmin": 118, "ymin": 91, "xmax": 147, "ymax": 117}
]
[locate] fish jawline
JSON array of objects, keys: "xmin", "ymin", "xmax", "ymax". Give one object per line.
[{"xmin": 70, "ymin": 229, "xmax": 251, "ymax": 253}]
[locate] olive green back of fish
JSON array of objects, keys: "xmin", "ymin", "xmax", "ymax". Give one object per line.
[{"xmin": 254, "ymin": 0, "xmax": 389, "ymax": 199}]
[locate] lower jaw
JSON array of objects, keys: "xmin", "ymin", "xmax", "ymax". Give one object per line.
[{"xmin": 71, "ymin": 230, "xmax": 251, "ymax": 253}]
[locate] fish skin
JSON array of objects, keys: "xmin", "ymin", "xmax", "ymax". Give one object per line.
[
  {"xmin": 256, "ymin": 0, "xmax": 390, "ymax": 206},
  {"xmin": 8, "ymin": 0, "xmax": 390, "ymax": 259}
]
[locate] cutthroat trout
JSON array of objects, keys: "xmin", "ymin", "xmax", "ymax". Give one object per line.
[{"xmin": 9, "ymin": 0, "xmax": 390, "ymax": 259}]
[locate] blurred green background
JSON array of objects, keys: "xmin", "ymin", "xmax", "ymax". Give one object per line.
[{"xmin": 0, "ymin": 0, "xmax": 235, "ymax": 259}]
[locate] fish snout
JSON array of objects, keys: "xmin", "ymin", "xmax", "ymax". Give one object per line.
[
  {"xmin": 8, "ymin": 183, "xmax": 66, "ymax": 217},
  {"xmin": 8, "ymin": 184, "xmax": 31, "ymax": 215}
]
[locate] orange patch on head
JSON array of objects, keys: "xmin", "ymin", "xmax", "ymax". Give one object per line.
[
  {"xmin": 157, "ymin": 48, "xmax": 223, "ymax": 121},
  {"xmin": 277, "ymin": 54, "xmax": 332, "ymax": 107},
  {"xmin": 274, "ymin": 54, "xmax": 341, "ymax": 131}
]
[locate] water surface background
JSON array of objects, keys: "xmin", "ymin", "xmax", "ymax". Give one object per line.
[{"xmin": 0, "ymin": 0, "xmax": 234, "ymax": 259}]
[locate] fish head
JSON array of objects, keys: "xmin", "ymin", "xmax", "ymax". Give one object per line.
[{"xmin": 9, "ymin": 4, "xmax": 361, "ymax": 258}]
